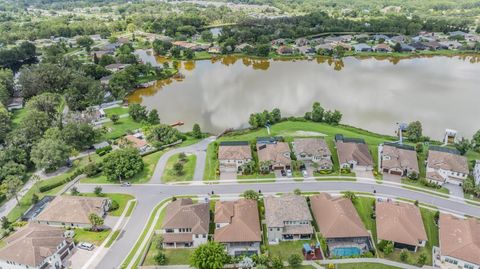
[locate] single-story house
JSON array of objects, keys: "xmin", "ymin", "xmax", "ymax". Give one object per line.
[
  {"xmin": 376, "ymin": 201, "xmax": 427, "ymax": 252},
  {"xmin": 264, "ymin": 194, "xmax": 313, "ymax": 243},
  {"xmin": 297, "ymin": 46, "xmax": 315, "ymax": 55},
  {"xmin": 335, "ymin": 134, "xmax": 373, "ymax": 171},
  {"xmin": 315, "ymin": 43, "xmax": 335, "ymax": 52},
  {"xmin": 292, "ymin": 138, "xmax": 333, "ymax": 171},
  {"xmin": 310, "ymin": 193, "xmax": 372, "ymax": 257},
  {"xmin": 208, "ymin": 46, "xmax": 222, "ymax": 54},
  {"xmin": 295, "ymin": 38, "xmax": 310, "ymax": 47},
  {"xmin": 234, "ymin": 43, "xmax": 253, "ymax": 53},
  {"xmin": 438, "ymin": 214, "xmax": 480, "ymax": 269},
  {"xmin": 160, "ymin": 198, "xmax": 210, "ymax": 248},
  {"xmin": 423, "ymin": 41, "xmax": 448, "ymax": 50},
  {"xmin": 426, "ymin": 147, "xmax": 469, "ymax": 186},
  {"xmin": 373, "ymin": 43, "xmax": 393, "ymax": 52},
  {"xmin": 439, "ymin": 41, "xmax": 463, "ymax": 50},
  {"xmin": 379, "ymin": 143, "xmax": 419, "ymax": 177},
  {"xmin": 276, "ymin": 45, "xmax": 294, "ymax": 55},
  {"xmin": 449, "ymin": 31, "xmax": 467, "ymax": 38},
  {"xmin": 256, "ymin": 141, "xmax": 291, "ymax": 171},
  {"xmin": 214, "ymin": 199, "xmax": 261, "ymax": 256},
  {"xmin": 34, "ymin": 196, "xmax": 111, "ymax": 228},
  {"xmin": 372, "ymin": 34, "xmax": 390, "ymax": 42},
  {"xmin": 105, "ymin": 63, "xmax": 130, "ymax": 73},
  {"xmin": 399, "ymin": 43, "xmax": 415, "ymax": 52},
  {"xmin": 123, "ymin": 133, "xmax": 150, "ymax": 153},
  {"xmin": 271, "ymin": 38, "xmax": 286, "ymax": 46},
  {"xmin": 172, "ymin": 41, "xmax": 197, "ymax": 50},
  {"xmin": 353, "ymin": 43, "xmax": 372, "ymax": 52},
  {"xmin": 410, "ymin": 42, "xmax": 427, "ymax": 51},
  {"xmin": 0, "ymin": 223, "xmax": 74, "ymax": 269},
  {"xmin": 218, "ymin": 141, "xmax": 253, "ymax": 174}
]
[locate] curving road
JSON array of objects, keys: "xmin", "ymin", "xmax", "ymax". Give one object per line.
[{"xmin": 74, "ymin": 139, "xmax": 480, "ymax": 269}]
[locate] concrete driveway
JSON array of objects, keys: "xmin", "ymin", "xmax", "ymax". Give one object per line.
[
  {"xmin": 443, "ymin": 183, "xmax": 463, "ymax": 199},
  {"xmin": 66, "ymin": 248, "xmax": 94, "ymax": 269},
  {"xmin": 383, "ymin": 173, "xmax": 402, "ymax": 183},
  {"xmin": 220, "ymin": 171, "xmax": 237, "ymax": 180},
  {"xmin": 355, "ymin": 170, "xmax": 374, "ymax": 179}
]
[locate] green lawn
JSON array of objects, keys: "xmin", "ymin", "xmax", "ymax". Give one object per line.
[
  {"xmin": 105, "ymin": 230, "xmax": 121, "ymax": 248},
  {"xmin": 162, "ymin": 153, "xmax": 197, "ymax": 182},
  {"xmin": 80, "ymin": 193, "xmax": 135, "ymax": 216},
  {"xmin": 335, "ymin": 263, "xmax": 402, "ymax": 269},
  {"xmin": 401, "ymin": 179, "xmax": 449, "ymax": 197},
  {"xmin": 73, "ymin": 229, "xmax": 111, "ymax": 246},
  {"xmin": 352, "ymin": 197, "xmax": 377, "ymax": 242},
  {"xmin": 101, "ymin": 116, "xmax": 144, "ymax": 140},
  {"xmin": 10, "ymin": 108, "xmax": 28, "ymax": 129},
  {"xmin": 143, "ymin": 245, "xmax": 195, "ymax": 265},
  {"xmin": 126, "ymin": 200, "xmax": 137, "ymax": 217},
  {"xmin": 268, "ymin": 240, "xmax": 314, "ymax": 258},
  {"xmin": 104, "ymin": 106, "xmax": 129, "ymax": 117},
  {"xmin": 203, "ymin": 142, "xmax": 219, "ymax": 180}
]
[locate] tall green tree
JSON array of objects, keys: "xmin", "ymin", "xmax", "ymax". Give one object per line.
[
  {"xmin": 311, "ymin": 102, "xmax": 325, "ymax": 122},
  {"xmin": 406, "ymin": 121, "xmax": 423, "ymax": 142},
  {"xmin": 0, "ymin": 104, "xmax": 11, "ymax": 143},
  {"xmin": 192, "ymin": 123, "xmax": 202, "ymax": 138},
  {"xmin": 190, "ymin": 242, "xmax": 229, "ymax": 269},
  {"xmin": 88, "ymin": 213, "xmax": 104, "ymax": 231},
  {"xmin": 102, "ymin": 147, "xmax": 144, "ymax": 181},
  {"xmin": 147, "ymin": 124, "xmax": 185, "ymax": 148},
  {"xmin": 129, "ymin": 104, "xmax": 148, "ymax": 122},
  {"xmin": 31, "ymin": 138, "xmax": 70, "ymax": 172},
  {"xmin": 62, "ymin": 122, "xmax": 97, "ymax": 150},
  {"xmin": 147, "ymin": 109, "xmax": 160, "ymax": 125},
  {"xmin": 2, "ymin": 175, "xmax": 23, "ymax": 204}
]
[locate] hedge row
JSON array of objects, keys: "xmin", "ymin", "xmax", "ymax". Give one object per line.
[{"xmin": 39, "ymin": 168, "xmax": 85, "ymax": 193}]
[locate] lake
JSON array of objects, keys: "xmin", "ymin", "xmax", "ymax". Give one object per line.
[{"xmin": 128, "ymin": 53, "xmax": 480, "ymax": 139}]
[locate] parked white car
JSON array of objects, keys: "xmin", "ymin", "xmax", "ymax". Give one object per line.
[{"xmin": 78, "ymin": 242, "xmax": 94, "ymax": 251}]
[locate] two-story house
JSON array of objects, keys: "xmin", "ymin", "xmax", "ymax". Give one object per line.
[
  {"xmin": 214, "ymin": 199, "xmax": 261, "ymax": 256},
  {"xmin": 0, "ymin": 223, "xmax": 74, "ymax": 269},
  {"xmin": 218, "ymin": 141, "xmax": 253, "ymax": 174},
  {"xmin": 426, "ymin": 146, "xmax": 469, "ymax": 186},
  {"xmin": 160, "ymin": 198, "xmax": 210, "ymax": 248},
  {"xmin": 335, "ymin": 134, "xmax": 373, "ymax": 171},
  {"xmin": 264, "ymin": 194, "xmax": 314, "ymax": 243},
  {"xmin": 256, "ymin": 139, "xmax": 292, "ymax": 171},
  {"xmin": 292, "ymin": 138, "xmax": 333, "ymax": 171}
]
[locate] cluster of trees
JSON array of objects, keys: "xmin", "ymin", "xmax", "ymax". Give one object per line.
[
  {"xmin": 304, "ymin": 102, "xmax": 342, "ymax": 125},
  {"xmin": 248, "ymin": 108, "xmax": 282, "ymax": 129},
  {"xmin": 146, "ymin": 124, "xmax": 186, "ymax": 148},
  {"xmin": 0, "ymin": 42, "xmax": 36, "ymax": 69},
  {"xmin": 102, "ymin": 147, "xmax": 144, "ymax": 182},
  {"xmin": 128, "ymin": 104, "xmax": 160, "ymax": 125}
]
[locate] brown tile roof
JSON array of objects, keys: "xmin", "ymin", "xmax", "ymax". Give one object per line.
[
  {"xmin": 264, "ymin": 194, "xmax": 312, "ymax": 227},
  {"xmin": 257, "ymin": 142, "xmax": 291, "ymax": 167},
  {"xmin": 36, "ymin": 196, "xmax": 109, "ymax": 225},
  {"xmin": 0, "ymin": 223, "xmax": 68, "ymax": 267},
  {"xmin": 440, "ymin": 214, "xmax": 480, "ymax": 265},
  {"xmin": 162, "ymin": 198, "xmax": 210, "ymax": 234},
  {"xmin": 124, "ymin": 135, "xmax": 147, "ymax": 149},
  {"xmin": 310, "ymin": 193, "xmax": 369, "ymax": 239},
  {"xmin": 214, "ymin": 199, "xmax": 261, "ymax": 243},
  {"xmin": 381, "ymin": 145, "xmax": 419, "ymax": 173},
  {"xmin": 293, "ymin": 138, "xmax": 331, "ymax": 157},
  {"xmin": 218, "ymin": 145, "xmax": 252, "ymax": 161},
  {"xmin": 427, "ymin": 150, "xmax": 469, "ymax": 174},
  {"xmin": 163, "ymin": 233, "xmax": 194, "ymax": 243},
  {"xmin": 376, "ymin": 201, "xmax": 427, "ymax": 246},
  {"xmin": 336, "ymin": 141, "xmax": 373, "ymax": 166}
]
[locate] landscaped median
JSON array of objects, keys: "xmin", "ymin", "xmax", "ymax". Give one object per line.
[{"xmin": 162, "ymin": 153, "xmax": 197, "ymax": 182}]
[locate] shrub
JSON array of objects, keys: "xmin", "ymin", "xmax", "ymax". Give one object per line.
[
  {"xmin": 94, "ymin": 186, "xmax": 103, "ymax": 196},
  {"xmin": 287, "ymin": 254, "xmax": 302, "ymax": 268},
  {"xmin": 96, "ymin": 145, "xmax": 112, "ymax": 156},
  {"xmin": 399, "ymin": 249, "xmax": 409, "ymax": 262},
  {"xmin": 84, "ymin": 162, "xmax": 101, "ymax": 177},
  {"xmin": 109, "ymin": 200, "xmax": 119, "ymax": 211},
  {"xmin": 154, "ymin": 252, "xmax": 167, "ymax": 265}
]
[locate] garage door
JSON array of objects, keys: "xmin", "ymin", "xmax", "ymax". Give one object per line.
[{"xmin": 390, "ymin": 170, "xmax": 402, "ymax": 176}]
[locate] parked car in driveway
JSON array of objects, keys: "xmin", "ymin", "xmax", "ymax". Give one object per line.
[
  {"xmin": 78, "ymin": 242, "xmax": 94, "ymax": 251},
  {"xmin": 286, "ymin": 169, "xmax": 292, "ymax": 177},
  {"xmin": 302, "ymin": 170, "xmax": 308, "ymax": 178},
  {"xmin": 281, "ymin": 170, "xmax": 286, "ymax": 177}
]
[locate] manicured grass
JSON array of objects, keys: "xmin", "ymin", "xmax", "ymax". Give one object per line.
[
  {"xmin": 378, "ymin": 207, "xmax": 439, "ymax": 266},
  {"xmin": 336, "ymin": 263, "xmax": 402, "ymax": 269},
  {"xmin": 268, "ymin": 240, "xmax": 313, "ymax": 258},
  {"xmin": 126, "ymin": 200, "xmax": 137, "ymax": 217},
  {"xmin": 104, "ymin": 106, "xmax": 129, "ymax": 117},
  {"xmin": 401, "ymin": 179, "xmax": 449, "ymax": 197},
  {"xmin": 73, "ymin": 229, "xmax": 111, "ymax": 246},
  {"xmin": 162, "ymin": 153, "xmax": 197, "ymax": 182},
  {"xmin": 102, "ymin": 116, "xmax": 144, "ymax": 140},
  {"xmin": 105, "ymin": 230, "xmax": 121, "ymax": 248},
  {"xmin": 352, "ymin": 197, "xmax": 377, "ymax": 242},
  {"xmin": 143, "ymin": 245, "xmax": 194, "ymax": 265},
  {"xmin": 80, "ymin": 193, "xmax": 135, "ymax": 217},
  {"xmin": 203, "ymin": 142, "xmax": 219, "ymax": 180}
]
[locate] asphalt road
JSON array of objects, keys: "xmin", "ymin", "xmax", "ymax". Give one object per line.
[{"xmin": 76, "ymin": 180, "xmax": 480, "ymax": 269}]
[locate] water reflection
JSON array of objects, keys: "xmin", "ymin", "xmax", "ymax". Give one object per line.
[{"xmin": 129, "ymin": 51, "xmax": 480, "ymax": 139}]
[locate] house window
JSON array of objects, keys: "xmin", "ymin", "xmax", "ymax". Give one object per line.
[{"xmin": 464, "ymin": 264, "xmax": 474, "ymax": 269}]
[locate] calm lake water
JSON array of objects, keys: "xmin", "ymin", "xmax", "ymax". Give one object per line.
[{"xmin": 128, "ymin": 52, "xmax": 480, "ymax": 139}]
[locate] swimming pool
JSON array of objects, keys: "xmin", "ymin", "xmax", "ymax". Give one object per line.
[{"xmin": 331, "ymin": 247, "xmax": 361, "ymax": 257}]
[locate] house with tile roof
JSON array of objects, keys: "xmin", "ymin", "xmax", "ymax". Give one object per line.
[
  {"xmin": 214, "ymin": 199, "xmax": 261, "ymax": 256},
  {"xmin": 438, "ymin": 214, "xmax": 480, "ymax": 269},
  {"xmin": 292, "ymin": 138, "xmax": 333, "ymax": 171},
  {"xmin": 160, "ymin": 198, "xmax": 210, "ymax": 248},
  {"xmin": 376, "ymin": 201, "xmax": 427, "ymax": 252},
  {"xmin": 310, "ymin": 193, "xmax": 372, "ymax": 257},
  {"xmin": 426, "ymin": 147, "xmax": 469, "ymax": 186},
  {"xmin": 218, "ymin": 141, "xmax": 253, "ymax": 174},
  {"xmin": 264, "ymin": 194, "xmax": 313, "ymax": 243},
  {"xmin": 256, "ymin": 141, "xmax": 291, "ymax": 171},
  {"xmin": 34, "ymin": 196, "xmax": 111, "ymax": 228},
  {"xmin": 0, "ymin": 223, "xmax": 74, "ymax": 269},
  {"xmin": 379, "ymin": 143, "xmax": 419, "ymax": 177},
  {"xmin": 335, "ymin": 134, "xmax": 373, "ymax": 171}
]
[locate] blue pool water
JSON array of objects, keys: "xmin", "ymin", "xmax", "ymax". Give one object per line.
[{"xmin": 331, "ymin": 247, "xmax": 361, "ymax": 257}]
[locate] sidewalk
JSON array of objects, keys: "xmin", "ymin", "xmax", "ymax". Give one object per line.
[{"xmin": 318, "ymin": 258, "xmax": 421, "ymax": 269}]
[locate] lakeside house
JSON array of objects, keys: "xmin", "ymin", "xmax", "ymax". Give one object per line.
[
  {"xmin": 426, "ymin": 146, "xmax": 469, "ymax": 186},
  {"xmin": 473, "ymin": 160, "xmax": 480, "ymax": 185},
  {"xmin": 373, "ymin": 43, "xmax": 393, "ymax": 52},
  {"xmin": 0, "ymin": 223, "xmax": 74, "ymax": 269},
  {"xmin": 310, "ymin": 193, "xmax": 372, "ymax": 257},
  {"xmin": 335, "ymin": 134, "xmax": 373, "ymax": 171},
  {"xmin": 264, "ymin": 194, "xmax": 313, "ymax": 243},
  {"xmin": 34, "ymin": 196, "xmax": 111, "ymax": 228},
  {"xmin": 438, "ymin": 214, "xmax": 480, "ymax": 269},
  {"xmin": 218, "ymin": 141, "xmax": 253, "ymax": 175},
  {"xmin": 160, "ymin": 198, "xmax": 210, "ymax": 248},
  {"xmin": 208, "ymin": 46, "xmax": 222, "ymax": 54},
  {"xmin": 292, "ymin": 138, "xmax": 333, "ymax": 171},
  {"xmin": 214, "ymin": 199, "xmax": 261, "ymax": 256},
  {"xmin": 353, "ymin": 43, "xmax": 372, "ymax": 52},
  {"xmin": 172, "ymin": 41, "xmax": 197, "ymax": 50},
  {"xmin": 122, "ymin": 132, "xmax": 151, "ymax": 153},
  {"xmin": 378, "ymin": 143, "xmax": 419, "ymax": 177},
  {"xmin": 256, "ymin": 139, "xmax": 291, "ymax": 171},
  {"xmin": 376, "ymin": 201, "xmax": 427, "ymax": 252},
  {"xmin": 234, "ymin": 43, "xmax": 253, "ymax": 53},
  {"xmin": 105, "ymin": 63, "xmax": 130, "ymax": 73},
  {"xmin": 276, "ymin": 45, "xmax": 294, "ymax": 55}
]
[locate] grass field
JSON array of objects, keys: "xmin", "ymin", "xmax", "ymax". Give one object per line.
[
  {"xmin": 73, "ymin": 229, "xmax": 111, "ymax": 246},
  {"xmin": 162, "ymin": 153, "xmax": 197, "ymax": 182},
  {"xmin": 104, "ymin": 106, "xmax": 129, "ymax": 117},
  {"xmin": 102, "ymin": 116, "xmax": 144, "ymax": 140},
  {"xmin": 268, "ymin": 240, "xmax": 313, "ymax": 258},
  {"xmin": 143, "ymin": 245, "xmax": 195, "ymax": 265},
  {"xmin": 335, "ymin": 263, "xmax": 402, "ymax": 269}
]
